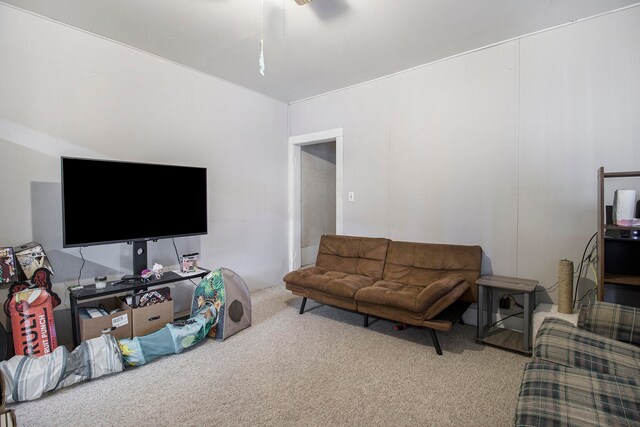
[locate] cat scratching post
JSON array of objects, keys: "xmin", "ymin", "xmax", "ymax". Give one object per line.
[{"xmin": 558, "ymin": 259, "xmax": 574, "ymax": 314}]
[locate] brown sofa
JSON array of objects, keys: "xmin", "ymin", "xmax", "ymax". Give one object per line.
[{"xmin": 283, "ymin": 235, "xmax": 482, "ymax": 355}]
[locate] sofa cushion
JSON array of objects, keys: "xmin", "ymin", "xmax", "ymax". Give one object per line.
[
  {"xmin": 354, "ymin": 275, "xmax": 468, "ymax": 317},
  {"xmin": 534, "ymin": 318, "xmax": 640, "ymax": 378},
  {"xmin": 382, "ymin": 241, "xmax": 481, "ymax": 302},
  {"xmin": 315, "ymin": 235, "xmax": 390, "ymax": 279},
  {"xmin": 283, "ymin": 267, "xmax": 376, "ymax": 299},
  {"xmin": 514, "ymin": 361, "xmax": 640, "ymax": 427},
  {"xmin": 578, "ymin": 301, "xmax": 640, "ymax": 346}
]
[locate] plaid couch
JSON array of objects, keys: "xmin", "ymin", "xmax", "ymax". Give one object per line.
[{"xmin": 514, "ymin": 302, "xmax": 640, "ymax": 426}]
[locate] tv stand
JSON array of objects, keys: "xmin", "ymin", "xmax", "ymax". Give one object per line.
[{"xmin": 69, "ymin": 268, "xmax": 210, "ymax": 347}]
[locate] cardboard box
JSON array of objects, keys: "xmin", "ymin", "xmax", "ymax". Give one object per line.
[
  {"xmin": 79, "ymin": 297, "xmax": 132, "ymax": 341},
  {"xmin": 129, "ymin": 299, "xmax": 174, "ymax": 337}
]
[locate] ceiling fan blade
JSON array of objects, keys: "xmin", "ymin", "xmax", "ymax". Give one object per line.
[{"xmin": 294, "ymin": 0, "xmax": 313, "ymax": 5}]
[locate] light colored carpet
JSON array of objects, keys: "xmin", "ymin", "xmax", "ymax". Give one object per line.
[{"xmin": 10, "ymin": 285, "xmax": 528, "ymax": 426}]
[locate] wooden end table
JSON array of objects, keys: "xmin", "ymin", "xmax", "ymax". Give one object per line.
[{"xmin": 476, "ymin": 275, "xmax": 538, "ymax": 355}]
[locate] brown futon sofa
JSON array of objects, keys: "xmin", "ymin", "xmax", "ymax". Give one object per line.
[{"xmin": 283, "ymin": 235, "xmax": 482, "ymax": 355}]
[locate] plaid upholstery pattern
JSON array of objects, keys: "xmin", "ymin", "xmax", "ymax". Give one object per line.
[
  {"xmin": 578, "ymin": 301, "xmax": 639, "ymax": 346},
  {"xmin": 534, "ymin": 318, "xmax": 640, "ymax": 378},
  {"xmin": 514, "ymin": 361, "xmax": 640, "ymax": 427}
]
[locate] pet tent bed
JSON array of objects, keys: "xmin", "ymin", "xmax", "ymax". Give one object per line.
[{"xmin": 191, "ymin": 268, "xmax": 251, "ymax": 341}]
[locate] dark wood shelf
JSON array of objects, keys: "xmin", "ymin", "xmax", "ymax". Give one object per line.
[
  {"xmin": 603, "ymin": 171, "xmax": 640, "ymax": 178},
  {"xmin": 597, "ymin": 167, "xmax": 640, "ymax": 301},
  {"xmin": 604, "ymin": 273, "xmax": 640, "ymax": 287},
  {"xmin": 605, "ymin": 234, "xmax": 640, "ymax": 242},
  {"xmin": 605, "ymin": 224, "xmax": 640, "ymax": 231},
  {"xmin": 478, "ymin": 327, "xmax": 530, "ymax": 355}
]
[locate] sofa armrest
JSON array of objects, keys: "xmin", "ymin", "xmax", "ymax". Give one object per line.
[
  {"xmin": 578, "ymin": 301, "xmax": 639, "ymax": 346},
  {"xmin": 418, "ymin": 276, "xmax": 469, "ymax": 319}
]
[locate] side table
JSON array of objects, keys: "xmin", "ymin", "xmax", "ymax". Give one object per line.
[{"xmin": 476, "ymin": 274, "xmax": 538, "ymax": 355}]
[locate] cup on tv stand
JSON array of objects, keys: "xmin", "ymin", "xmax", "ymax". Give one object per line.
[{"xmin": 94, "ymin": 276, "xmax": 107, "ymax": 289}]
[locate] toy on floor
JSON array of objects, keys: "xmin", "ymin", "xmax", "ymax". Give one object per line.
[
  {"xmin": 118, "ymin": 268, "xmax": 252, "ymax": 366},
  {"xmin": 118, "ymin": 301, "xmax": 217, "ymax": 366},
  {"xmin": 0, "ymin": 334, "xmax": 122, "ymax": 404},
  {"xmin": 191, "ymin": 268, "xmax": 251, "ymax": 341}
]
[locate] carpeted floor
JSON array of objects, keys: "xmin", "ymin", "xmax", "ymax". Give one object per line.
[{"xmin": 10, "ymin": 284, "xmax": 528, "ymax": 426}]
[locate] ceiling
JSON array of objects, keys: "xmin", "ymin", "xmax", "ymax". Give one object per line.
[{"xmin": 2, "ymin": 0, "xmax": 638, "ymax": 103}]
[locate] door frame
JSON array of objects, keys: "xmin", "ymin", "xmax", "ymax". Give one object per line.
[{"xmin": 288, "ymin": 128, "xmax": 343, "ymax": 271}]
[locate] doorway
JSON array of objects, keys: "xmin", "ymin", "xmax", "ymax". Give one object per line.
[
  {"xmin": 288, "ymin": 129, "xmax": 343, "ymax": 270},
  {"xmin": 300, "ymin": 141, "xmax": 336, "ymax": 266}
]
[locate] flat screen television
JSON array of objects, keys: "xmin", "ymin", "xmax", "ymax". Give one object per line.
[{"xmin": 61, "ymin": 157, "xmax": 207, "ymax": 274}]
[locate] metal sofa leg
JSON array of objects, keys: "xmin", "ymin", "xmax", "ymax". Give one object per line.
[
  {"xmin": 364, "ymin": 314, "xmax": 369, "ymax": 328},
  {"xmin": 428, "ymin": 328, "xmax": 443, "ymax": 355},
  {"xmin": 299, "ymin": 297, "xmax": 307, "ymax": 315}
]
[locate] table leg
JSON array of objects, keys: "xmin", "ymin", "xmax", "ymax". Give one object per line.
[
  {"xmin": 70, "ymin": 298, "xmax": 80, "ymax": 348},
  {"xmin": 477, "ymin": 285, "xmax": 485, "ymax": 340},
  {"xmin": 487, "ymin": 287, "xmax": 493, "ymax": 327},
  {"xmin": 523, "ymin": 291, "xmax": 532, "ymax": 353}
]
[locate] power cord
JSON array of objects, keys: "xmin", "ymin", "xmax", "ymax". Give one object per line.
[
  {"xmin": 572, "ymin": 232, "xmax": 598, "ymax": 307},
  {"xmin": 508, "ymin": 295, "xmax": 523, "ymax": 309},
  {"xmin": 172, "ymin": 238, "xmax": 180, "ymax": 263},
  {"xmin": 491, "ymin": 311, "xmax": 523, "ymax": 328},
  {"xmin": 64, "ymin": 246, "xmax": 86, "ymax": 310},
  {"xmin": 77, "ymin": 246, "xmax": 85, "ymax": 287},
  {"xmin": 576, "ymin": 259, "xmax": 599, "ymax": 306}
]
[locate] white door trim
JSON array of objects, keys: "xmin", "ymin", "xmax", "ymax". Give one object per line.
[{"xmin": 288, "ymin": 128, "xmax": 343, "ymax": 271}]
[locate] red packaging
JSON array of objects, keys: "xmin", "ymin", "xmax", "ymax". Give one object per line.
[{"xmin": 10, "ymin": 289, "xmax": 58, "ymax": 356}]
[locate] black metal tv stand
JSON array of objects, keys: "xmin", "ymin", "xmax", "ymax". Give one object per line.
[{"xmin": 69, "ymin": 268, "xmax": 210, "ymax": 348}]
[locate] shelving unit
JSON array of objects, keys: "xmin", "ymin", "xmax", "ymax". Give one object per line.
[{"xmin": 597, "ymin": 167, "xmax": 640, "ymax": 301}]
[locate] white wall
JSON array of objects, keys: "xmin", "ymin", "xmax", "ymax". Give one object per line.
[
  {"xmin": 0, "ymin": 4, "xmax": 289, "ymax": 329},
  {"xmin": 289, "ymin": 6, "xmax": 640, "ymax": 305}
]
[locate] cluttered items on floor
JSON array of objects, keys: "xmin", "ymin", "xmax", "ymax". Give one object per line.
[{"xmin": 0, "ymin": 267, "xmax": 252, "ymax": 404}]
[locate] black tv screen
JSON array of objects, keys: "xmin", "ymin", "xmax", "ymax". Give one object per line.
[{"xmin": 62, "ymin": 157, "xmax": 208, "ymax": 247}]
